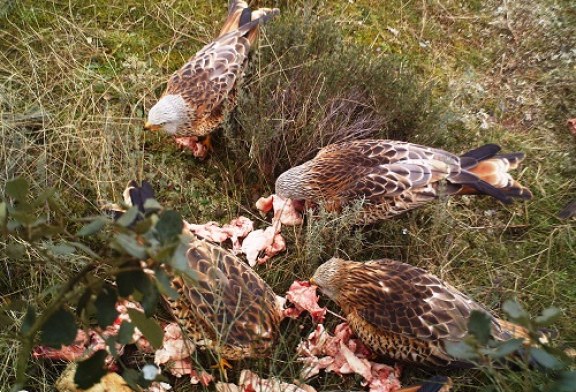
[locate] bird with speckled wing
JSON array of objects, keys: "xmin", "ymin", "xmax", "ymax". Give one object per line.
[
  {"xmin": 275, "ymin": 139, "xmax": 532, "ymax": 223},
  {"xmin": 310, "ymin": 257, "xmax": 537, "ymax": 368},
  {"xmin": 119, "ymin": 181, "xmax": 283, "ymax": 369},
  {"xmin": 144, "ymin": 0, "xmax": 279, "ymax": 159}
]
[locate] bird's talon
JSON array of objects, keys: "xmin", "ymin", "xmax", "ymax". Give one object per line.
[{"xmin": 211, "ymin": 358, "xmax": 232, "ymax": 373}]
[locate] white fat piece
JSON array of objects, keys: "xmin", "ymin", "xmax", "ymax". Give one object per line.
[{"xmin": 147, "ymin": 94, "xmax": 189, "ymax": 135}]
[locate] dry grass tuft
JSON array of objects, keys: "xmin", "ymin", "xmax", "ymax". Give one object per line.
[{"xmin": 226, "ymin": 12, "xmax": 441, "ymax": 183}]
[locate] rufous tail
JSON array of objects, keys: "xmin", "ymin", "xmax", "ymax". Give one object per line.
[
  {"xmin": 454, "ymin": 144, "xmax": 532, "ymax": 203},
  {"xmin": 219, "ymin": 0, "xmax": 280, "ymax": 44}
]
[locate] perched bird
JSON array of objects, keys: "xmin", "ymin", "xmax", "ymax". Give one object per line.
[
  {"xmin": 120, "ymin": 181, "xmax": 282, "ymax": 366},
  {"xmin": 310, "ymin": 257, "xmax": 531, "ymax": 368},
  {"xmin": 275, "ymin": 140, "xmax": 532, "ymax": 223},
  {"xmin": 144, "ymin": 0, "xmax": 279, "ymax": 158}
]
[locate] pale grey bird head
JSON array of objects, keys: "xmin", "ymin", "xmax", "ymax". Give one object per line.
[{"xmin": 144, "ymin": 94, "xmax": 191, "ymax": 135}]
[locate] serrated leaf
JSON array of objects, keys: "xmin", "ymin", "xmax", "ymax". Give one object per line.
[
  {"xmin": 143, "ymin": 198, "xmax": 162, "ymax": 211},
  {"xmin": 155, "ymin": 210, "xmax": 183, "ymax": 244},
  {"xmin": 95, "ymin": 285, "xmax": 119, "ymax": 328},
  {"xmin": 468, "ymin": 310, "xmax": 492, "ymax": 345},
  {"xmin": 50, "ymin": 242, "xmax": 76, "ymax": 256},
  {"xmin": 113, "ymin": 233, "xmax": 148, "ymax": 259},
  {"xmin": 5, "ymin": 177, "xmax": 29, "ymax": 202},
  {"xmin": 491, "ymin": 338, "xmax": 524, "ymax": 358},
  {"xmin": 77, "ymin": 217, "xmax": 109, "ymax": 236},
  {"xmin": 20, "ymin": 306, "xmax": 36, "ymax": 335},
  {"xmin": 116, "ymin": 206, "xmax": 140, "ymax": 227},
  {"xmin": 6, "ymin": 243, "xmax": 25, "ymax": 259},
  {"xmin": 40, "ymin": 308, "xmax": 77, "ymax": 348},
  {"xmin": 74, "ymin": 350, "xmax": 108, "ymax": 389},
  {"xmin": 502, "ymin": 300, "xmax": 528, "ymax": 321},
  {"xmin": 530, "ymin": 347, "xmax": 564, "ymax": 370},
  {"xmin": 444, "ymin": 340, "xmax": 479, "ymax": 361},
  {"xmin": 118, "ymin": 321, "xmax": 135, "ymax": 344},
  {"xmin": 535, "ymin": 307, "xmax": 562, "ymax": 326},
  {"xmin": 127, "ymin": 309, "xmax": 163, "ymax": 349},
  {"xmin": 154, "ymin": 268, "xmax": 179, "ymax": 300}
]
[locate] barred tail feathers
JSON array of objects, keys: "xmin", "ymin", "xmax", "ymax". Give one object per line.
[
  {"xmin": 455, "ymin": 145, "xmax": 532, "ymax": 202},
  {"xmin": 219, "ymin": 1, "xmax": 279, "ymax": 44}
]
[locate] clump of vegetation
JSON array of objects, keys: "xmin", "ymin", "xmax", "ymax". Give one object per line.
[
  {"xmin": 228, "ymin": 9, "xmax": 443, "ymax": 182},
  {"xmin": 446, "ymin": 302, "xmax": 576, "ymax": 391},
  {"xmin": 0, "ymin": 177, "xmax": 192, "ymax": 390}
]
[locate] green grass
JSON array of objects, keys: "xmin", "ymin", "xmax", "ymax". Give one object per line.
[{"xmin": 1, "ymin": 0, "xmax": 575, "ymax": 391}]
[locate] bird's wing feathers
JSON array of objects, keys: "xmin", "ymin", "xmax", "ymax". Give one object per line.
[
  {"xmin": 340, "ymin": 260, "xmax": 490, "ymax": 343},
  {"xmin": 165, "ymin": 31, "xmax": 251, "ymax": 116},
  {"xmin": 179, "ymin": 239, "xmax": 279, "ymax": 347},
  {"xmin": 308, "ymin": 140, "xmax": 460, "ymax": 202}
]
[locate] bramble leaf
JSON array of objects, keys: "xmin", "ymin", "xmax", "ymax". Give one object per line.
[
  {"xmin": 127, "ymin": 309, "xmax": 163, "ymax": 349},
  {"xmin": 118, "ymin": 321, "xmax": 135, "ymax": 345},
  {"xmin": 112, "ymin": 233, "xmax": 148, "ymax": 259},
  {"xmin": 116, "ymin": 206, "xmax": 139, "ymax": 227},
  {"xmin": 77, "ymin": 217, "xmax": 110, "ymax": 236},
  {"xmin": 534, "ymin": 307, "xmax": 562, "ymax": 326},
  {"xmin": 39, "ymin": 308, "xmax": 77, "ymax": 348},
  {"xmin": 74, "ymin": 350, "xmax": 108, "ymax": 389},
  {"xmin": 155, "ymin": 210, "xmax": 182, "ymax": 244},
  {"xmin": 95, "ymin": 285, "xmax": 119, "ymax": 328},
  {"xmin": 468, "ymin": 310, "xmax": 492, "ymax": 345}
]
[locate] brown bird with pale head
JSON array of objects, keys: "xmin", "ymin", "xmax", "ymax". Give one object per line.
[
  {"xmin": 116, "ymin": 181, "xmax": 283, "ymax": 369},
  {"xmin": 310, "ymin": 257, "xmax": 533, "ymax": 368},
  {"xmin": 275, "ymin": 139, "xmax": 532, "ymax": 223},
  {"xmin": 144, "ymin": 1, "xmax": 279, "ymax": 158}
]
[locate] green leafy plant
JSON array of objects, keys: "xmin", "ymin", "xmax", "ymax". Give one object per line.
[
  {"xmin": 445, "ymin": 301, "xmax": 575, "ymax": 391},
  {"xmin": 1, "ymin": 177, "xmax": 194, "ymax": 391}
]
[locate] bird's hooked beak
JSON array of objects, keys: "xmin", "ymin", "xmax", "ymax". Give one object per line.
[
  {"xmin": 309, "ymin": 278, "xmax": 316, "ymax": 286},
  {"xmin": 143, "ymin": 122, "xmax": 162, "ymax": 131}
]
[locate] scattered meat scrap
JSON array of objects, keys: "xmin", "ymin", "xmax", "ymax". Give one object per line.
[
  {"xmin": 185, "ymin": 215, "xmax": 286, "ymax": 266},
  {"xmin": 256, "ymin": 194, "xmax": 303, "ymax": 226},
  {"xmin": 297, "ymin": 323, "xmax": 402, "ymax": 392},
  {"xmin": 34, "ymin": 300, "xmax": 148, "ymax": 368},
  {"xmin": 174, "ymin": 136, "xmax": 207, "ymax": 158},
  {"xmin": 241, "ymin": 224, "xmax": 286, "ymax": 266},
  {"xmin": 283, "ymin": 280, "xmax": 326, "ymax": 323},
  {"xmin": 154, "ymin": 322, "xmax": 213, "ymax": 385},
  {"xmin": 216, "ymin": 369, "xmax": 316, "ymax": 392}
]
